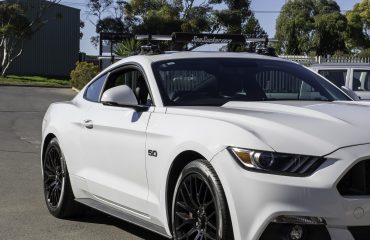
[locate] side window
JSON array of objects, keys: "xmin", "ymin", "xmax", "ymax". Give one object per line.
[
  {"xmin": 353, "ymin": 70, "xmax": 370, "ymax": 91},
  {"xmin": 103, "ymin": 68, "xmax": 152, "ymax": 105},
  {"xmin": 318, "ymin": 69, "xmax": 347, "ymax": 87},
  {"xmin": 85, "ymin": 74, "xmax": 106, "ymax": 102}
]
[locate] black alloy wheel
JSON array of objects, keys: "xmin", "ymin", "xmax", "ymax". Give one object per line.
[
  {"xmin": 44, "ymin": 140, "xmax": 65, "ymax": 209},
  {"xmin": 43, "ymin": 138, "xmax": 85, "ymax": 218},
  {"xmin": 172, "ymin": 160, "xmax": 233, "ymax": 240}
]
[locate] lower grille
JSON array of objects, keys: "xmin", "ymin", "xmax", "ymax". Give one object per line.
[
  {"xmin": 259, "ymin": 223, "xmax": 331, "ymax": 240},
  {"xmin": 337, "ymin": 160, "xmax": 370, "ymax": 196},
  {"xmin": 348, "ymin": 226, "xmax": 370, "ymax": 240}
]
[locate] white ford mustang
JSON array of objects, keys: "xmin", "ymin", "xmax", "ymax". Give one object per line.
[{"xmin": 42, "ymin": 52, "xmax": 370, "ymax": 240}]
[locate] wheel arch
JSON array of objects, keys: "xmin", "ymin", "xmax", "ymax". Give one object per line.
[
  {"xmin": 165, "ymin": 150, "xmax": 206, "ymax": 233},
  {"xmin": 42, "ymin": 133, "xmax": 57, "ymax": 163}
]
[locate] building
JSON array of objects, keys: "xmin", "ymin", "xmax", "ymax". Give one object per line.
[{"xmin": 6, "ymin": 0, "xmax": 80, "ymax": 78}]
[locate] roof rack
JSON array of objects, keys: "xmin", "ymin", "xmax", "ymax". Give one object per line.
[
  {"xmin": 134, "ymin": 33, "xmax": 277, "ymax": 55},
  {"xmin": 98, "ymin": 32, "xmax": 277, "ymax": 68},
  {"xmin": 134, "ymin": 32, "xmax": 274, "ymax": 46}
]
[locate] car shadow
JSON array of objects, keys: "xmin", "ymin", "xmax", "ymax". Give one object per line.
[{"xmin": 71, "ymin": 208, "xmax": 170, "ymax": 240}]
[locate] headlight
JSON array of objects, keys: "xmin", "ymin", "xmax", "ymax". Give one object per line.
[{"xmin": 228, "ymin": 147, "xmax": 324, "ymax": 176}]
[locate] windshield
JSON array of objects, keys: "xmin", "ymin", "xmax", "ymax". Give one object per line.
[{"xmin": 152, "ymin": 58, "xmax": 351, "ymax": 106}]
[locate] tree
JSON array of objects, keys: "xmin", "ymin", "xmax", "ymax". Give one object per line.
[
  {"xmin": 313, "ymin": 10, "xmax": 347, "ymax": 56},
  {"xmin": 210, "ymin": 0, "xmax": 266, "ymax": 37},
  {"xmin": 243, "ymin": 15, "xmax": 267, "ymax": 38},
  {"xmin": 87, "ymin": 0, "xmax": 116, "ymax": 47},
  {"xmin": 0, "ymin": 0, "xmax": 61, "ymax": 76},
  {"xmin": 88, "ymin": 0, "xmax": 215, "ymax": 50},
  {"xmin": 275, "ymin": 0, "xmax": 313, "ymax": 55},
  {"xmin": 80, "ymin": 20, "xmax": 85, "ymax": 40},
  {"xmin": 0, "ymin": 3, "xmax": 31, "ymax": 76},
  {"xmin": 123, "ymin": 0, "xmax": 213, "ymax": 34},
  {"xmin": 86, "ymin": 0, "xmax": 268, "ymax": 52},
  {"xmin": 126, "ymin": 1, "xmax": 183, "ymax": 34},
  {"xmin": 286, "ymin": 21, "xmax": 300, "ymax": 55},
  {"xmin": 276, "ymin": 0, "xmax": 348, "ymax": 56},
  {"xmin": 87, "ymin": 0, "xmax": 114, "ymax": 23},
  {"xmin": 346, "ymin": 0, "xmax": 370, "ymax": 50}
]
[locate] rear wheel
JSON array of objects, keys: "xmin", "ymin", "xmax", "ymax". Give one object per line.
[
  {"xmin": 172, "ymin": 159, "xmax": 233, "ymax": 240},
  {"xmin": 43, "ymin": 138, "xmax": 84, "ymax": 218}
]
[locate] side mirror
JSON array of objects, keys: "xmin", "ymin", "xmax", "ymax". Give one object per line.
[
  {"xmin": 341, "ymin": 86, "xmax": 361, "ymax": 101},
  {"xmin": 101, "ymin": 85, "xmax": 149, "ymax": 111}
]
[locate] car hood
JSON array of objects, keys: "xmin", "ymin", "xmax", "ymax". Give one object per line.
[{"xmin": 166, "ymin": 101, "xmax": 370, "ymax": 156}]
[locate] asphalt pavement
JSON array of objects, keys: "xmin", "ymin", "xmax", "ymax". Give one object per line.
[{"xmin": 0, "ymin": 86, "xmax": 167, "ymax": 240}]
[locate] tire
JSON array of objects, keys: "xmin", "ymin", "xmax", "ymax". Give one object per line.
[
  {"xmin": 171, "ymin": 159, "xmax": 234, "ymax": 240},
  {"xmin": 42, "ymin": 138, "xmax": 84, "ymax": 218}
]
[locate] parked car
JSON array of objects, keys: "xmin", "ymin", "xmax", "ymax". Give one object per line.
[
  {"xmin": 311, "ymin": 63, "xmax": 370, "ymax": 100},
  {"xmin": 42, "ymin": 52, "xmax": 370, "ymax": 240}
]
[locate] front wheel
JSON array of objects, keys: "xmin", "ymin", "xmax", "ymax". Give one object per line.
[
  {"xmin": 172, "ymin": 159, "xmax": 233, "ymax": 240},
  {"xmin": 43, "ymin": 138, "xmax": 84, "ymax": 218}
]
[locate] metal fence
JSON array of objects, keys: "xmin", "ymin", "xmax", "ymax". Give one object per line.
[{"xmin": 279, "ymin": 55, "xmax": 370, "ymax": 66}]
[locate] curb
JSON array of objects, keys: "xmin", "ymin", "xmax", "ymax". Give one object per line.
[
  {"xmin": 71, "ymin": 87, "xmax": 80, "ymax": 92},
  {"xmin": 0, "ymin": 83, "xmax": 71, "ymax": 89}
]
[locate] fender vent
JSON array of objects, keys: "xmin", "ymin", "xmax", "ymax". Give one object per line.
[{"xmin": 337, "ymin": 160, "xmax": 370, "ymax": 196}]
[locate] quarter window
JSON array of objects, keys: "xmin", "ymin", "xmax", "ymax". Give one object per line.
[{"xmin": 85, "ymin": 74, "xmax": 107, "ymax": 102}]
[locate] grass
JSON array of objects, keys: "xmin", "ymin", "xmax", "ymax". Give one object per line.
[{"xmin": 0, "ymin": 75, "xmax": 70, "ymax": 87}]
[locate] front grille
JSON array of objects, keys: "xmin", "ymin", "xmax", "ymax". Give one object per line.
[
  {"xmin": 337, "ymin": 160, "xmax": 370, "ymax": 196},
  {"xmin": 348, "ymin": 226, "xmax": 370, "ymax": 240}
]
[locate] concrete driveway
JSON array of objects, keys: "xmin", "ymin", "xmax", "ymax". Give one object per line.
[{"xmin": 0, "ymin": 86, "xmax": 167, "ymax": 240}]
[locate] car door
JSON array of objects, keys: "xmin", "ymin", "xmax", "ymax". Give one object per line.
[{"xmin": 80, "ymin": 65, "xmax": 153, "ymax": 214}]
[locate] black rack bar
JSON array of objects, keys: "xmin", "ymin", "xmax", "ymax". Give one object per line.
[
  {"xmin": 100, "ymin": 32, "xmax": 276, "ymax": 46},
  {"xmin": 135, "ymin": 35, "xmax": 172, "ymax": 41},
  {"xmin": 100, "ymin": 32, "xmax": 133, "ymax": 42}
]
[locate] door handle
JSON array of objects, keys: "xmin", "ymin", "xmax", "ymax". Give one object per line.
[{"xmin": 83, "ymin": 119, "xmax": 93, "ymax": 129}]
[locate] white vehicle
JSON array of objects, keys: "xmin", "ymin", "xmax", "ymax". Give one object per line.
[
  {"xmin": 311, "ymin": 63, "xmax": 370, "ymax": 100},
  {"xmin": 42, "ymin": 52, "xmax": 370, "ymax": 240}
]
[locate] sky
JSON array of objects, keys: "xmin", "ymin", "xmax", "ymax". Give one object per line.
[{"xmin": 58, "ymin": 0, "xmax": 362, "ymax": 55}]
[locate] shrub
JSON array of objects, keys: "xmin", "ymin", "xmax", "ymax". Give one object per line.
[
  {"xmin": 114, "ymin": 39, "xmax": 142, "ymax": 57},
  {"xmin": 358, "ymin": 48, "xmax": 370, "ymax": 58},
  {"xmin": 70, "ymin": 62, "xmax": 100, "ymax": 90}
]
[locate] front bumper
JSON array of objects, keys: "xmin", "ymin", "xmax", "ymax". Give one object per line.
[{"xmin": 211, "ymin": 144, "xmax": 370, "ymax": 240}]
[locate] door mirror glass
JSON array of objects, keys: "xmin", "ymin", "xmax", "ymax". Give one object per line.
[{"xmin": 101, "ymin": 85, "xmax": 138, "ymax": 106}]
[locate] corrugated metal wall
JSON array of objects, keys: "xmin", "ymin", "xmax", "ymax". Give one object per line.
[{"xmin": 7, "ymin": 0, "xmax": 80, "ymax": 77}]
